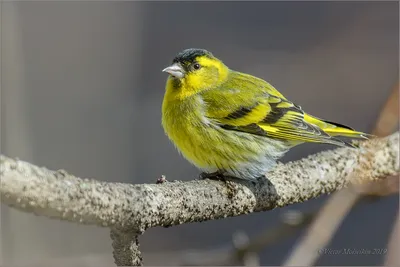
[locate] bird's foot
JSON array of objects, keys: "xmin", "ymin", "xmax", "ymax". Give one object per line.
[
  {"xmin": 199, "ymin": 171, "xmax": 225, "ymax": 181},
  {"xmin": 199, "ymin": 171, "xmax": 238, "ymax": 199}
]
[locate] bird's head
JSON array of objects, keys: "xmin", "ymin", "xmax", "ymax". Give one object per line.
[{"xmin": 162, "ymin": 48, "xmax": 229, "ymax": 98}]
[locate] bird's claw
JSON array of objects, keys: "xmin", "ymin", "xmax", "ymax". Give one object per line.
[{"xmin": 199, "ymin": 171, "xmax": 225, "ymax": 181}]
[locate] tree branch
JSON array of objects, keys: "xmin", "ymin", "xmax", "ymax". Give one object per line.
[
  {"xmin": 1, "ymin": 133, "xmax": 399, "ymax": 265},
  {"xmin": 1, "ymin": 133, "xmax": 398, "ymax": 232}
]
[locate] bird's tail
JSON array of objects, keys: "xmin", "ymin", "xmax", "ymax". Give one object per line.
[{"xmin": 303, "ymin": 114, "xmax": 374, "ymax": 144}]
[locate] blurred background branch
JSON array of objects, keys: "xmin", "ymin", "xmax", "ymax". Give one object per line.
[
  {"xmin": 178, "ymin": 210, "xmax": 315, "ymax": 265},
  {"xmin": 283, "ymin": 82, "xmax": 399, "ymax": 266},
  {"xmin": 384, "ymin": 212, "xmax": 400, "ymax": 266}
]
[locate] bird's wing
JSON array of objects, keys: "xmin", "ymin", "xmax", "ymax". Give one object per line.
[{"xmin": 202, "ymin": 72, "xmax": 352, "ymax": 147}]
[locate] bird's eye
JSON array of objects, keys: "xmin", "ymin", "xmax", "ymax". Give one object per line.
[{"xmin": 193, "ymin": 63, "xmax": 201, "ymax": 70}]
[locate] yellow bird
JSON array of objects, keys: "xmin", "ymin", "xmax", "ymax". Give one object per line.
[{"xmin": 161, "ymin": 48, "xmax": 369, "ymax": 181}]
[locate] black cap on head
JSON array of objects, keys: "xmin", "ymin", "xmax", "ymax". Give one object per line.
[{"xmin": 173, "ymin": 48, "xmax": 213, "ymax": 64}]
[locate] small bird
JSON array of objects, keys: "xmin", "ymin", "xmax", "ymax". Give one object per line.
[{"xmin": 161, "ymin": 48, "xmax": 369, "ymax": 181}]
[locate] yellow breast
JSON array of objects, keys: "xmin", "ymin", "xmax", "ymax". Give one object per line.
[{"xmin": 162, "ymin": 93, "xmax": 215, "ymax": 169}]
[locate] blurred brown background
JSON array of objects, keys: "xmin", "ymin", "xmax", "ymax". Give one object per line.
[{"xmin": 1, "ymin": 1, "xmax": 398, "ymax": 266}]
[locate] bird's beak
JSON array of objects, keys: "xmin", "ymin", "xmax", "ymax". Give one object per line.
[{"xmin": 162, "ymin": 63, "xmax": 185, "ymax": 79}]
